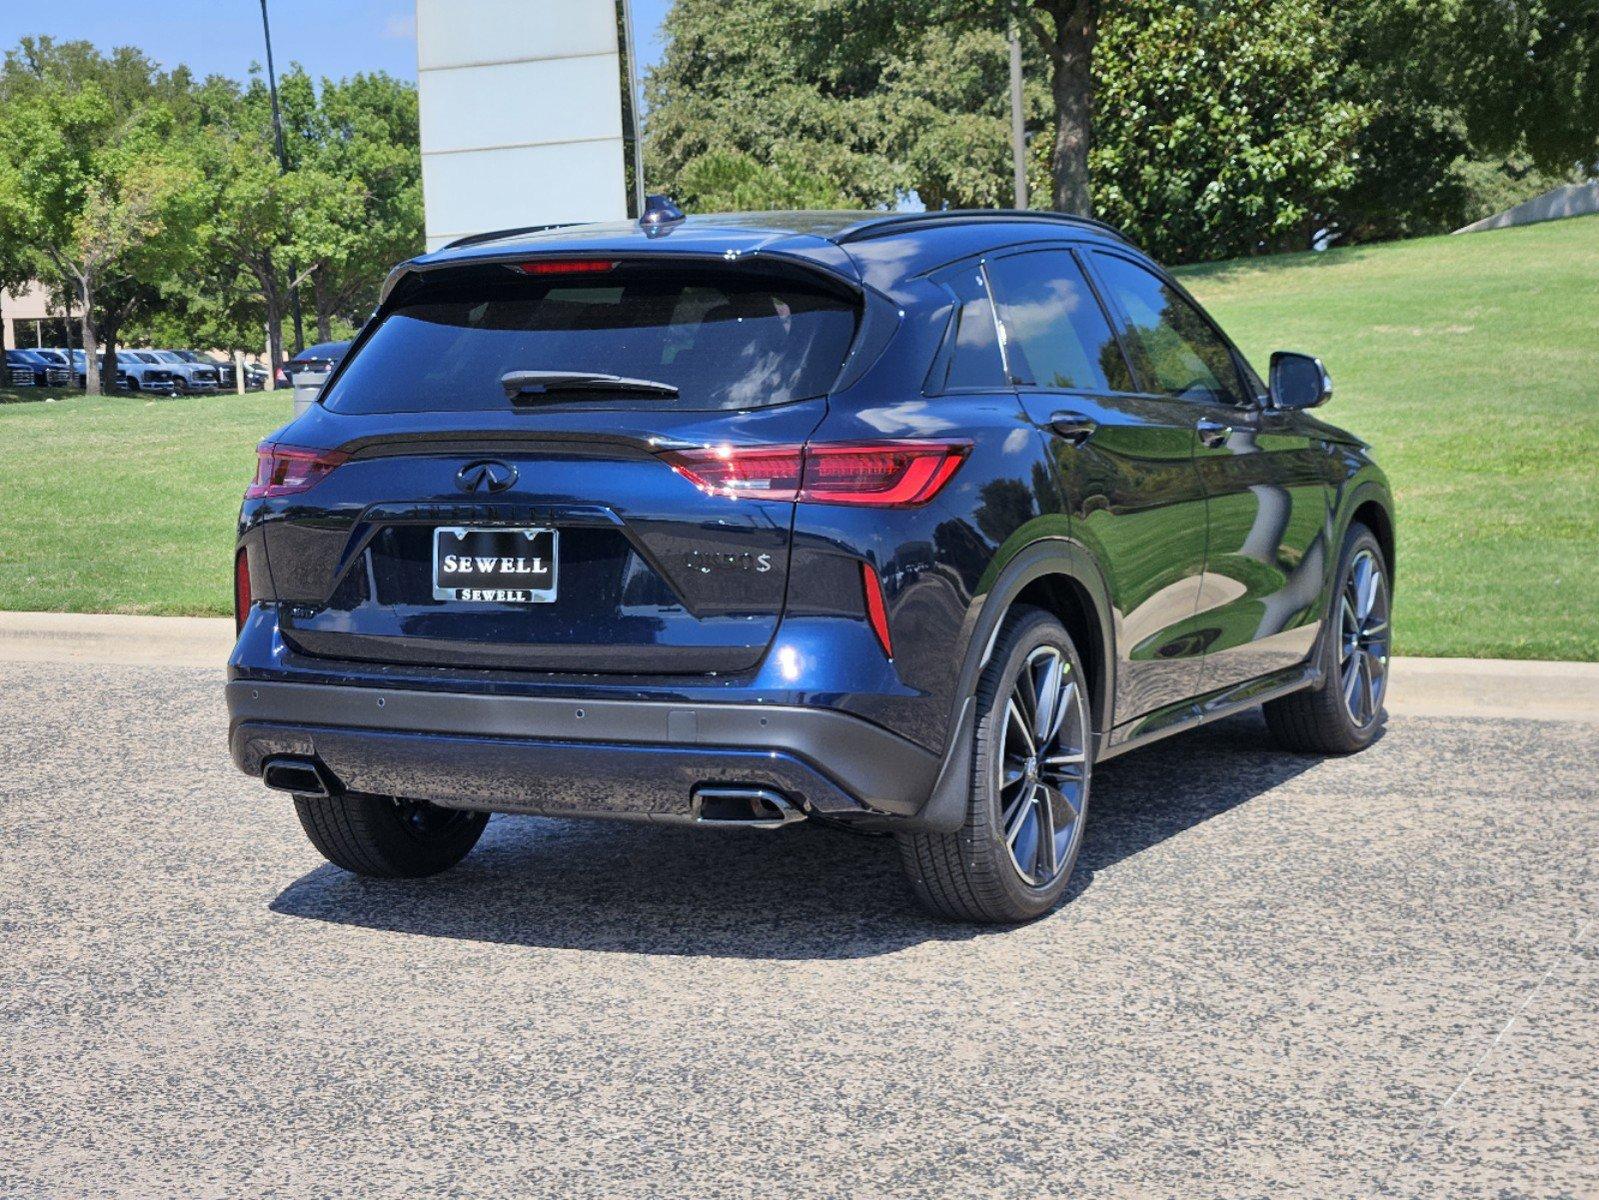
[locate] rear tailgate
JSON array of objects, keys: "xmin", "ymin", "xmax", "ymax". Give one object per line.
[
  {"xmin": 252, "ymin": 255, "xmax": 860, "ymax": 675},
  {"xmin": 260, "ymin": 404, "xmax": 822, "ymax": 674}
]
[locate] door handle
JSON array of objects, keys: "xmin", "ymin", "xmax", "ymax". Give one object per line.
[
  {"xmin": 1049, "ymin": 411, "xmax": 1098, "ymax": 444},
  {"xmin": 1196, "ymin": 418, "xmax": 1232, "ymax": 448}
]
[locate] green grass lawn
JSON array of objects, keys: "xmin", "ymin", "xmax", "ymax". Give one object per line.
[
  {"xmin": 1176, "ymin": 214, "xmax": 1599, "ymax": 660},
  {"xmin": 1, "ymin": 215, "xmax": 1595, "ymax": 657},
  {"xmin": 0, "ymin": 391, "xmax": 291, "ymax": 615}
]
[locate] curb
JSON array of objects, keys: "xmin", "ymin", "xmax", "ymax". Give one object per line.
[
  {"xmin": 1, "ymin": 611, "xmax": 1596, "ymax": 723},
  {"xmin": 0, "ymin": 611, "xmax": 235, "ymax": 669}
]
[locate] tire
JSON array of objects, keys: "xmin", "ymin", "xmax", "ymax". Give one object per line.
[
  {"xmin": 897, "ymin": 606, "xmax": 1093, "ymax": 923},
  {"xmin": 293, "ymin": 793, "xmax": 489, "ymax": 878},
  {"xmin": 1264, "ymin": 522, "xmax": 1391, "ymax": 755}
]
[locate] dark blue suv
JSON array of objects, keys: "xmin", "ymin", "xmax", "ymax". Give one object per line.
[{"xmin": 227, "ymin": 209, "xmax": 1394, "ymax": 922}]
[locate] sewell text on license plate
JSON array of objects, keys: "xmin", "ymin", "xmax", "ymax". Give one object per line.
[{"xmin": 432, "ymin": 526, "xmax": 558, "ymax": 603}]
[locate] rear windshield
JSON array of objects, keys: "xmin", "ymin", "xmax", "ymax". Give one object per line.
[{"xmin": 323, "ymin": 262, "xmax": 859, "ymax": 413}]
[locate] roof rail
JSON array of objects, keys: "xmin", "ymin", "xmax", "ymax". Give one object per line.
[
  {"xmin": 439, "ymin": 222, "xmax": 581, "ymax": 251},
  {"xmin": 833, "ymin": 209, "xmax": 1135, "ymax": 248}
]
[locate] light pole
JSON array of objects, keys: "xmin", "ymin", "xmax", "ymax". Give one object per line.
[
  {"xmin": 1008, "ymin": 8, "xmax": 1027, "ymax": 210},
  {"xmin": 258, "ymin": 0, "xmax": 306, "ymax": 357},
  {"xmin": 620, "ymin": 0, "xmax": 646, "ymax": 217}
]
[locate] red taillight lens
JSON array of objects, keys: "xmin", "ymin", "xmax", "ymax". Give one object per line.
[
  {"xmin": 517, "ymin": 259, "xmax": 618, "ymax": 275},
  {"xmin": 234, "ymin": 548, "xmax": 252, "ymax": 633},
  {"xmin": 861, "ymin": 561, "xmax": 893, "ymax": 658},
  {"xmin": 246, "ymin": 442, "xmax": 348, "ymax": 499},
  {"xmin": 802, "ymin": 442, "xmax": 970, "ymax": 506},
  {"xmin": 662, "ymin": 441, "xmax": 969, "ymax": 507},
  {"xmin": 660, "ymin": 445, "xmax": 806, "ymax": 501}
]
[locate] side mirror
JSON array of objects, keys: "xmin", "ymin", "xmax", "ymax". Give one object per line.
[{"xmin": 1269, "ymin": 351, "xmax": 1332, "ymax": 410}]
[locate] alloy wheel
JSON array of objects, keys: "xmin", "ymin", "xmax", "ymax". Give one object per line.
[
  {"xmin": 1338, "ymin": 548, "xmax": 1390, "ymax": 727},
  {"xmin": 997, "ymin": 646, "xmax": 1089, "ymax": 887}
]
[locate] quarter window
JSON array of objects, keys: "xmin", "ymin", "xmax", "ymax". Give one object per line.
[
  {"xmin": 985, "ymin": 250, "xmax": 1132, "ymax": 392},
  {"xmin": 932, "ymin": 268, "xmax": 1007, "ymax": 391},
  {"xmin": 1090, "ymin": 252, "xmax": 1249, "ymax": 406}
]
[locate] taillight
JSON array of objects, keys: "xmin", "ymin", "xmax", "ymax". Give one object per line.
[
  {"xmin": 662, "ymin": 441, "xmax": 969, "ymax": 507},
  {"xmin": 246, "ymin": 442, "xmax": 348, "ymax": 498},
  {"xmin": 234, "ymin": 548, "xmax": 252, "ymax": 633},
  {"xmin": 802, "ymin": 442, "xmax": 971, "ymax": 505},
  {"xmin": 861, "ymin": 561, "xmax": 893, "ymax": 658},
  {"xmin": 660, "ymin": 446, "xmax": 806, "ymax": 501}
]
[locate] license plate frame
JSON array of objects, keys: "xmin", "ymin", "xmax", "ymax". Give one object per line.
[{"xmin": 431, "ymin": 526, "xmax": 558, "ymax": 604}]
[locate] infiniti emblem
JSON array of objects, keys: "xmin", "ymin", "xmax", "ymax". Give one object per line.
[{"xmin": 456, "ymin": 460, "xmax": 518, "ymax": 494}]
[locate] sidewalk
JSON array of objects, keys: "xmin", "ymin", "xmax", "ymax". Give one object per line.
[{"xmin": 1, "ymin": 610, "xmax": 1596, "ymax": 723}]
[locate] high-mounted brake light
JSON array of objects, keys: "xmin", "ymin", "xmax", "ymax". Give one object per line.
[
  {"xmin": 517, "ymin": 259, "xmax": 618, "ymax": 276},
  {"xmin": 661, "ymin": 441, "xmax": 970, "ymax": 507},
  {"xmin": 246, "ymin": 442, "xmax": 349, "ymax": 499}
]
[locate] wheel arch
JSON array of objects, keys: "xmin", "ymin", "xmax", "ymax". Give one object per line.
[
  {"xmin": 1350, "ymin": 495, "xmax": 1396, "ymax": 587},
  {"xmin": 911, "ymin": 538, "xmax": 1116, "ymax": 833},
  {"xmin": 1332, "ymin": 469, "xmax": 1396, "ymax": 588}
]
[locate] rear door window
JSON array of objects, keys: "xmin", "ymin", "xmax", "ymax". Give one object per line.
[
  {"xmin": 985, "ymin": 249, "xmax": 1133, "ymax": 392},
  {"xmin": 1089, "ymin": 252, "xmax": 1249, "ymax": 406},
  {"xmin": 323, "ymin": 262, "xmax": 859, "ymax": 413}
]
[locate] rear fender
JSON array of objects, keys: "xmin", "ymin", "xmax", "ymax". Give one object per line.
[{"xmin": 911, "ymin": 538, "xmax": 1116, "ymax": 833}]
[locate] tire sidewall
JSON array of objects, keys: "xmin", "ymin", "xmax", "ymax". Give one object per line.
[{"xmin": 970, "ymin": 609, "xmax": 1091, "ymax": 917}]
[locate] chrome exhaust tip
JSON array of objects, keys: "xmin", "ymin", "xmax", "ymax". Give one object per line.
[
  {"xmin": 692, "ymin": 786, "xmax": 806, "ymax": 829},
  {"xmin": 261, "ymin": 756, "xmax": 333, "ymax": 798}
]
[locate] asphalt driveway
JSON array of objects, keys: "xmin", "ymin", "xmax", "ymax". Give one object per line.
[{"xmin": 2, "ymin": 659, "xmax": 1595, "ymax": 1198}]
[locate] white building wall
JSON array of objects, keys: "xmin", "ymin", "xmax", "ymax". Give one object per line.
[
  {"xmin": 416, "ymin": 0, "xmax": 630, "ymax": 251},
  {"xmin": 1, "ymin": 282, "xmax": 65, "ymax": 350}
]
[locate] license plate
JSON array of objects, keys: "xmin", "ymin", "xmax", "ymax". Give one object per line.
[{"xmin": 432, "ymin": 527, "xmax": 558, "ymax": 603}]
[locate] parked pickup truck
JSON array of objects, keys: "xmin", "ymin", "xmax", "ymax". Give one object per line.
[
  {"xmin": 5, "ymin": 350, "xmax": 38, "ymax": 387},
  {"xmin": 173, "ymin": 350, "xmax": 237, "ymax": 390},
  {"xmin": 8, "ymin": 348, "xmax": 73, "ymax": 388},
  {"xmin": 146, "ymin": 349, "xmax": 220, "ymax": 393},
  {"xmin": 116, "ymin": 351, "xmax": 178, "ymax": 394}
]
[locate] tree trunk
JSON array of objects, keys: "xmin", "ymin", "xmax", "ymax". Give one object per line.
[
  {"xmin": 101, "ymin": 320, "xmax": 121, "ymax": 395},
  {"xmin": 1048, "ymin": 1, "xmax": 1097, "ymax": 217},
  {"xmin": 261, "ymin": 249, "xmax": 285, "ymax": 382},
  {"xmin": 78, "ymin": 275, "xmax": 103, "ymax": 396},
  {"xmin": 312, "ymin": 266, "xmax": 333, "ymax": 344}
]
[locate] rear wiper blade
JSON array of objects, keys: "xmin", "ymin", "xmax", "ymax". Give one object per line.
[{"xmin": 500, "ymin": 369, "xmax": 679, "ymax": 401}]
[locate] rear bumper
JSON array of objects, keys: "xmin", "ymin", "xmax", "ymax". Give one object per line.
[{"xmin": 226, "ymin": 680, "xmax": 945, "ymax": 825}]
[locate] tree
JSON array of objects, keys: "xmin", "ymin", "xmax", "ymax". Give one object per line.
[
  {"xmin": 286, "ymin": 70, "xmax": 425, "ymax": 340},
  {"xmin": 1326, "ymin": 0, "xmax": 1599, "ymax": 242},
  {"xmin": 673, "ymin": 147, "xmax": 849, "ymax": 210},
  {"xmin": 645, "ymin": 0, "xmax": 929, "ymax": 208},
  {"xmin": 1091, "ymin": 0, "xmax": 1370, "ymax": 260},
  {"xmin": 0, "ymin": 168, "xmax": 43, "ymax": 344},
  {"xmin": 1005, "ymin": 1, "xmax": 1102, "ymax": 214},
  {"xmin": 190, "ymin": 73, "xmax": 369, "ymax": 370},
  {"xmin": 0, "ymin": 39, "xmax": 201, "ymax": 394}
]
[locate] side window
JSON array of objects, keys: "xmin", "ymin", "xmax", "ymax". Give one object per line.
[
  {"xmin": 985, "ymin": 249, "xmax": 1133, "ymax": 392},
  {"xmin": 931, "ymin": 266, "xmax": 1006, "ymax": 392},
  {"xmin": 1090, "ymin": 252, "xmax": 1249, "ymax": 406}
]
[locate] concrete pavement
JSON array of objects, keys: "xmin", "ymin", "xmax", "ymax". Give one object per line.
[{"xmin": 1, "ymin": 645, "xmax": 1596, "ymax": 1197}]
